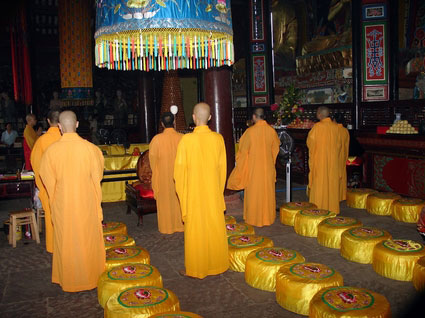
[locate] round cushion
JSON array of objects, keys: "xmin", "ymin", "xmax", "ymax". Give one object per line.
[
  {"xmin": 244, "ymin": 247, "xmax": 305, "ymax": 292},
  {"xmin": 413, "ymin": 256, "xmax": 425, "ymax": 291},
  {"xmin": 105, "ymin": 246, "xmax": 150, "ymax": 271},
  {"xmin": 317, "ymin": 217, "xmax": 363, "ymax": 249},
  {"xmin": 276, "ymin": 262, "xmax": 343, "ymax": 316},
  {"xmin": 104, "ymin": 234, "xmax": 136, "ymax": 250},
  {"xmin": 226, "ymin": 223, "xmax": 255, "ymax": 237},
  {"xmin": 149, "ymin": 312, "xmax": 202, "ymax": 318},
  {"xmin": 340, "ymin": 227, "xmax": 392, "ymax": 264},
  {"xmin": 104, "ymin": 286, "xmax": 180, "ymax": 318},
  {"xmin": 294, "ymin": 209, "xmax": 336, "ymax": 237},
  {"xmin": 97, "ymin": 263, "xmax": 162, "ymax": 308},
  {"xmin": 392, "ymin": 198, "xmax": 425, "ymax": 223},
  {"xmin": 366, "ymin": 192, "xmax": 401, "ymax": 216},
  {"xmin": 309, "ymin": 286, "xmax": 391, "ymax": 318},
  {"xmin": 228, "ymin": 235, "xmax": 274, "ymax": 272},
  {"xmin": 346, "ymin": 188, "xmax": 377, "ymax": 209},
  {"xmin": 372, "ymin": 239, "xmax": 425, "ymax": 281},
  {"xmin": 279, "ymin": 202, "xmax": 317, "ymax": 226},
  {"xmin": 225, "ymin": 215, "xmax": 236, "ymax": 224},
  {"xmin": 103, "ymin": 222, "xmax": 128, "ymax": 236}
]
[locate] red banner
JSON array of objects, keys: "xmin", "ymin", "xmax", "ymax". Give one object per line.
[{"xmin": 364, "ymin": 24, "xmax": 386, "ymax": 82}]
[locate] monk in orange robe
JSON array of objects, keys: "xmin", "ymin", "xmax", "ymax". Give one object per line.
[
  {"xmin": 40, "ymin": 111, "xmax": 105, "ymax": 292},
  {"xmin": 31, "ymin": 110, "xmax": 61, "ymax": 253},
  {"xmin": 149, "ymin": 112, "xmax": 184, "ymax": 234},
  {"xmin": 227, "ymin": 108, "xmax": 280, "ymax": 227},
  {"xmin": 307, "ymin": 106, "xmax": 341, "ymax": 214},
  {"xmin": 23, "ymin": 114, "xmax": 38, "ymax": 170},
  {"xmin": 174, "ymin": 102, "xmax": 229, "ymax": 279},
  {"xmin": 334, "ymin": 113, "xmax": 350, "ymax": 201}
]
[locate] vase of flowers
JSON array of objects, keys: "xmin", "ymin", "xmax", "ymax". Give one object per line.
[{"xmin": 271, "ymin": 85, "xmax": 304, "ymax": 126}]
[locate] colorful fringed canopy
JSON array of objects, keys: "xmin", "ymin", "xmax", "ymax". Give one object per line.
[{"xmin": 95, "ymin": 0, "xmax": 234, "ymax": 71}]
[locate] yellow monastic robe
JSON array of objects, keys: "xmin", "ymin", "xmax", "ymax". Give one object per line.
[
  {"xmin": 227, "ymin": 120, "xmax": 280, "ymax": 227},
  {"xmin": 338, "ymin": 124, "xmax": 350, "ymax": 201},
  {"xmin": 30, "ymin": 127, "xmax": 61, "ymax": 253},
  {"xmin": 307, "ymin": 117, "xmax": 341, "ymax": 214},
  {"xmin": 174, "ymin": 125, "xmax": 229, "ymax": 279},
  {"xmin": 23, "ymin": 124, "xmax": 38, "ymax": 149},
  {"xmin": 149, "ymin": 128, "xmax": 184, "ymax": 234},
  {"xmin": 40, "ymin": 133, "xmax": 105, "ymax": 292}
]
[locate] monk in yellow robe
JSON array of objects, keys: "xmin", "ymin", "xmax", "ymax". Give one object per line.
[
  {"xmin": 40, "ymin": 111, "xmax": 105, "ymax": 292},
  {"xmin": 31, "ymin": 110, "xmax": 61, "ymax": 253},
  {"xmin": 149, "ymin": 112, "xmax": 184, "ymax": 234},
  {"xmin": 227, "ymin": 108, "xmax": 280, "ymax": 227},
  {"xmin": 174, "ymin": 102, "xmax": 229, "ymax": 279},
  {"xmin": 23, "ymin": 114, "xmax": 38, "ymax": 170},
  {"xmin": 307, "ymin": 106, "xmax": 341, "ymax": 214},
  {"xmin": 334, "ymin": 113, "xmax": 350, "ymax": 201}
]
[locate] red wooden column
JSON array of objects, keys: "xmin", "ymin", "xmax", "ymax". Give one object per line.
[{"xmin": 204, "ymin": 67, "xmax": 235, "ymax": 178}]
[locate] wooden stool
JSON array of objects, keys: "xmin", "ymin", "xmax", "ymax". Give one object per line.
[
  {"xmin": 8, "ymin": 209, "xmax": 40, "ymax": 248},
  {"xmin": 36, "ymin": 208, "xmax": 44, "ymax": 233}
]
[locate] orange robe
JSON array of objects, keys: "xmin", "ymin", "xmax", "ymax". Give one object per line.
[
  {"xmin": 307, "ymin": 117, "xmax": 341, "ymax": 214},
  {"xmin": 30, "ymin": 126, "xmax": 61, "ymax": 253},
  {"xmin": 338, "ymin": 124, "xmax": 349, "ymax": 201},
  {"xmin": 23, "ymin": 124, "xmax": 38, "ymax": 170},
  {"xmin": 174, "ymin": 125, "xmax": 229, "ymax": 279},
  {"xmin": 149, "ymin": 128, "xmax": 184, "ymax": 234},
  {"xmin": 227, "ymin": 120, "xmax": 280, "ymax": 227},
  {"xmin": 40, "ymin": 133, "xmax": 105, "ymax": 292}
]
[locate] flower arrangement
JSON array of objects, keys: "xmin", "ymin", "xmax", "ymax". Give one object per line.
[{"xmin": 271, "ymin": 85, "xmax": 304, "ymax": 126}]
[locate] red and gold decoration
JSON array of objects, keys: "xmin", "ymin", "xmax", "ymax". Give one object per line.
[
  {"xmin": 366, "ymin": 192, "xmax": 401, "ymax": 216},
  {"xmin": 105, "ymin": 246, "xmax": 150, "ymax": 271},
  {"xmin": 225, "ymin": 215, "xmax": 236, "ymax": 224},
  {"xmin": 346, "ymin": 188, "xmax": 378, "ymax": 209},
  {"xmin": 317, "ymin": 217, "xmax": 363, "ymax": 249},
  {"xmin": 58, "ymin": 0, "xmax": 93, "ymax": 106},
  {"xmin": 413, "ymin": 256, "xmax": 425, "ymax": 291},
  {"xmin": 309, "ymin": 286, "xmax": 391, "ymax": 318},
  {"xmin": 104, "ymin": 286, "xmax": 180, "ymax": 318},
  {"xmin": 391, "ymin": 198, "xmax": 425, "ymax": 223},
  {"xmin": 294, "ymin": 209, "xmax": 336, "ymax": 237},
  {"xmin": 340, "ymin": 226, "xmax": 392, "ymax": 264},
  {"xmin": 226, "ymin": 223, "xmax": 255, "ymax": 237},
  {"xmin": 245, "ymin": 247, "xmax": 305, "ymax": 292},
  {"xmin": 228, "ymin": 235, "xmax": 273, "ymax": 272},
  {"xmin": 372, "ymin": 239, "xmax": 425, "ymax": 281},
  {"xmin": 103, "ymin": 234, "xmax": 136, "ymax": 250},
  {"xmin": 102, "ymin": 222, "xmax": 128, "ymax": 236},
  {"xmin": 279, "ymin": 202, "xmax": 317, "ymax": 226},
  {"xmin": 98, "ymin": 263, "xmax": 163, "ymax": 308},
  {"xmin": 276, "ymin": 262, "xmax": 343, "ymax": 316}
]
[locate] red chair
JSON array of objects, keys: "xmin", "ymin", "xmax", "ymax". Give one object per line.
[{"xmin": 125, "ymin": 150, "xmax": 157, "ymax": 226}]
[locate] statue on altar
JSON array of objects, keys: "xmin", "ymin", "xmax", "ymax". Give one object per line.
[{"xmin": 113, "ymin": 89, "xmax": 128, "ymax": 127}]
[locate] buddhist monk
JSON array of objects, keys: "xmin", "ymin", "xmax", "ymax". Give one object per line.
[
  {"xmin": 39, "ymin": 111, "xmax": 105, "ymax": 292},
  {"xmin": 307, "ymin": 106, "xmax": 341, "ymax": 213},
  {"xmin": 174, "ymin": 102, "xmax": 229, "ymax": 279},
  {"xmin": 334, "ymin": 113, "xmax": 350, "ymax": 201},
  {"xmin": 30, "ymin": 110, "xmax": 61, "ymax": 253},
  {"xmin": 227, "ymin": 108, "xmax": 280, "ymax": 227},
  {"xmin": 23, "ymin": 114, "xmax": 38, "ymax": 170},
  {"xmin": 149, "ymin": 112, "xmax": 184, "ymax": 234}
]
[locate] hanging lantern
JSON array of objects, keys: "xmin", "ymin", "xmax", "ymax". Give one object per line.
[{"xmin": 94, "ymin": 0, "xmax": 234, "ymax": 71}]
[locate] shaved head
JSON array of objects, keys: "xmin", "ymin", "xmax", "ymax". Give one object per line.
[
  {"xmin": 59, "ymin": 111, "xmax": 78, "ymax": 133},
  {"xmin": 252, "ymin": 108, "xmax": 265, "ymax": 123},
  {"xmin": 26, "ymin": 114, "xmax": 36, "ymax": 127},
  {"xmin": 192, "ymin": 102, "xmax": 211, "ymax": 126},
  {"xmin": 47, "ymin": 110, "xmax": 60, "ymax": 126},
  {"xmin": 317, "ymin": 106, "xmax": 330, "ymax": 120}
]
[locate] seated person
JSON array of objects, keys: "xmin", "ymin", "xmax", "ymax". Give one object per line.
[{"xmin": 1, "ymin": 123, "xmax": 18, "ymax": 147}]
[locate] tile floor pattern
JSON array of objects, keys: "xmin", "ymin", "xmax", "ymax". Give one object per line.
[{"xmin": 0, "ymin": 183, "xmax": 423, "ymax": 317}]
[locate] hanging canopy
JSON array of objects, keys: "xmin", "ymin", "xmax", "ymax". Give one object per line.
[{"xmin": 94, "ymin": 0, "xmax": 234, "ymax": 71}]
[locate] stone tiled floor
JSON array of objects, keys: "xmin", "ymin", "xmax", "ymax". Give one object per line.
[{"xmin": 0, "ymin": 183, "xmax": 423, "ymax": 317}]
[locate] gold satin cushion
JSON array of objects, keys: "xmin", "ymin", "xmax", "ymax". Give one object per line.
[
  {"xmin": 317, "ymin": 217, "xmax": 363, "ymax": 249},
  {"xmin": 105, "ymin": 286, "xmax": 180, "ymax": 318},
  {"xmin": 279, "ymin": 202, "xmax": 317, "ymax": 226},
  {"xmin": 340, "ymin": 227, "xmax": 392, "ymax": 264},
  {"xmin": 245, "ymin": 247, "xmax": 305, "ymax": 292},
  {"xmin": 276, "ymin": 262, "xmax": 343, "ymax": 316},
  {"xmin": 148, "ymin": 311, "xmax": 203, "ymax": 317},
  {"xmin": 225, "ymin": 215, "xmax": 236, "ymax": 224},
  {"xmin": 346, "ymin": 188, "xmax": 377, "ymax": 209},
  {"xmin": 392, "ymin": 198, "xmax": 425, "ymax": 223},
  {"xmin": 294, "ymin": 209, "xmax": 336, "ymax": 237},
  {"xmin": 104, "ymin": 234, "xmax": 136, "ymax": 250},
  {"xmin": 366, "ymin": 192, "xmax": 401, "ymax": 216},
  {"xmin": 228, "ymin": 235, "xmax": 274, "ymax": 272},
  {"xmin": 103, "ymin": 222, "xmax": 128, "ymax": 236},
  {"xmin": 105, "ymin": 246, "xmax": 150, "ymax": 271},
  {"xmin": 309, "ymin": 286, "xmax": 391, "ymax": 318},
  {"xmin": 226, "ymin": 223, "xmax": 255, "ymax": 237},
  {"xmin": 372, "ymin": 239, "xmax": 425, "ymax": 281},
  {"xmin": 98, "ymin": 263, "xmax": 163, "ymax": 308},
  {"xmin": 413, "ymin": 256, "xmax": 425, "ymax": 291}
]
